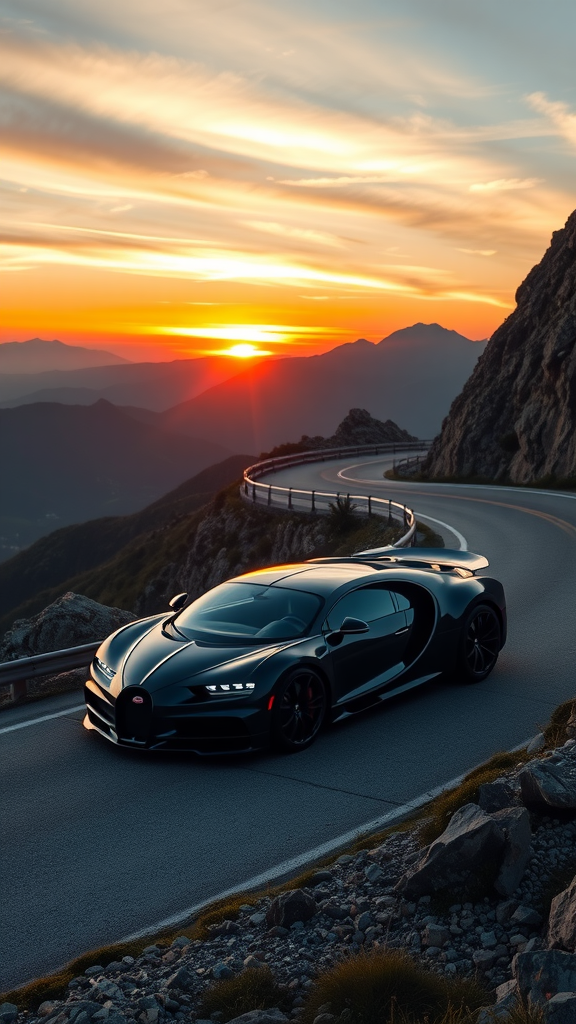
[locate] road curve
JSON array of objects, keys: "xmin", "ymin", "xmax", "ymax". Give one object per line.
[{"xmin": 3, "ymin": 455, "xmax": 576, "ymax": 990}]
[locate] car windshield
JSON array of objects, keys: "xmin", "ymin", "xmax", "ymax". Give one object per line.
[{"xmin": 174, "ymin": 582, "xmax": 322, "ymax": 641}]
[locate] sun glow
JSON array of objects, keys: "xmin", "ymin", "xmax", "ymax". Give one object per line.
[{"xmin": 226, "ymin": 343, "xmax": 268, "ymax": 357}]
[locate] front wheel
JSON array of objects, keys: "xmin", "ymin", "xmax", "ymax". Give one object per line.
[
  {"xmin": 271, "ymin": 669, "xmax": 327, "ymax": 752},
  {"xmin": 457, "ymin": 604, "xmax": 501, "ymax": 683}
]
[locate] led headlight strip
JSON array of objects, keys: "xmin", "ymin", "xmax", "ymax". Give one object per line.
[{"xmin": 205, "ymin": 682, "xmax": 256, "ymax": 693}]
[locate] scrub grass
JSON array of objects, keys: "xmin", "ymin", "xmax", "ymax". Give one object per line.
[
  {"xmin": 299, "ymin": 949, "xmax": 486, "ymax": 1024},
  {"xmin": 198, "ymin": 966, "xmax": 289, "ymax": 1021},
  {"xmin": 542, "ymin": 698, "xmax": 575, "ymax": 749}
]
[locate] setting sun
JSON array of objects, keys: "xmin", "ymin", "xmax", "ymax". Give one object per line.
[{"xmin": 226, "ymin": 343, "xmax": 267, "ymax": 358}]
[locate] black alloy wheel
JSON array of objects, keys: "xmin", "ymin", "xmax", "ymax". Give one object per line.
[
  {"xmin": 272, "ymin": 669, "xmax": 327, "ymax": 752},
  {"xmin": 459, "ymin": 603, "xmax": 501, "ymax": 682}
]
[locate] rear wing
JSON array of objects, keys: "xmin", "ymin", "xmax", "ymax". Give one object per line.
[{"xmin": 351, "ymin": 547, "xmax": 489, "ymax": 573}]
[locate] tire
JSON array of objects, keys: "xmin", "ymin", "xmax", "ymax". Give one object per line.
[
  {"xmin": 271, "ymin": 668, "xmax": 327, "ymax": 752},
  {"xmin": 457, "ymin": 603, "xmax": 501, "ymax": 683}
]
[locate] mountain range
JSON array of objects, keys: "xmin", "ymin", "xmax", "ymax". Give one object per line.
[
  {"xmin": 0, "ymin": 338, "xmax": 129, "ymax": 374},
  {"xmin": 0, "ymin": 323, "xmax": 484, "ymax": 555},
  {"xmin": 0, "ymin": 326, "xmax": 484, "ymax": 432}
]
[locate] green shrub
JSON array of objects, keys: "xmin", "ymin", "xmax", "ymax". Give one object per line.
[
  {"xmin": 300, "ymin": 949, "xmax": 485, "ymax": 1024},
  {"xmin": 198, "ymin": 966, "xmax": 288, "ymax": 1021}
]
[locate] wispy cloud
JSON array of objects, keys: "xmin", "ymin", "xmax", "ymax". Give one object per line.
[{"xmin": 1, "ymin": 1, "xmax": 575, "ymax": 352}]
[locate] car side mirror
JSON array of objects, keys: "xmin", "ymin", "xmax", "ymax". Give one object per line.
[
  {"xmin": 340, "ymin": 616, "xmax": 370, "ymax": 634},
  {"xmin": 169, "ymin": 593, "xmax": 188, "ymax": 612}
]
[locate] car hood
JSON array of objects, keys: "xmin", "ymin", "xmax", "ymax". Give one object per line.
[{"xmin": 120, "ymin": 619, "xmax": 280, "ymax": 691}]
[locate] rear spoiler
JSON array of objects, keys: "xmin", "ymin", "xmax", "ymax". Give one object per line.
[{"xmin": 351, "ymin": 547, "xmax": 489, "ymax": 573}]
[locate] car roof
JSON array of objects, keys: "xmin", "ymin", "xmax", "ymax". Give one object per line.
[{"xmin": 231, "ymin": 561, "xmax": 383, "ymax": 597}]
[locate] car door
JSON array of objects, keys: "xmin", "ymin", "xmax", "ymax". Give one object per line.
[{"xmin": 325, "ymin": 585, "xmax": 410, "ymax": 704}]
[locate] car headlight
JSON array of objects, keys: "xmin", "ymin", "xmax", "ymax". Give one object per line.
[
  {"xmin": 94, "ymin": 656, "xmax": 115, "ymax": 681},
  {"xmin": 205, "ymin": 682, "xmax": 255, "ymax": 695}
]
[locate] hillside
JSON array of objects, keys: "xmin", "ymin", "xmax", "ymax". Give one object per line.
[
  {"xmin": 0, "ymin": 338, "xmax": 129, "ymax": 373},
  {"xmin": 0, "ymin": 410, "xmax": 415, "ymax": 638},
  {"xmin": 0, "ymin": 454, "xmax": 253, "ymax": 631},
  {"xmin": 0, "ymin": 400, "xmax": 231, "ymax": 554},
  {"xmin": 0, "ymin": 486, "xmax": 408, "ymax": 644},
  {"xmin": 160, "ymin": 324, "xmax": 484, "ymax": 450},
  {"xmin": 425, "ymin": 210, "xmax": 576, "ymax": 483}
]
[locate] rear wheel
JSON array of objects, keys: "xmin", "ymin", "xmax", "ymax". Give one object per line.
[
  {"xmin": 271, "ymin": 669, "xmax": 327, "ymax": 752},
  {"xmin": 458, "ymin": 604, "xmax": 501, "ymax": 682}
]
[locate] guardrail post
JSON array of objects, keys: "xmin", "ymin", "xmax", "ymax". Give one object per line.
[
  {"xmin": 252, "ymin": 484, "xmax": 256, "ymax": 501},
  {"xmin": 10, "ymin": 680, "xmax": 28, "ymax": 703},
  {"xmin": 288, "ymin": 488, "xmax": 292, "ymax": 509},
  {"xmin": 267, "ymin": 485, "xmax": 272, "ymax": 506},
  {"xmin": 388, "ymin": 499, "xmax": 392, "ymax": 525},
  {"xmin": 368, "ymin": 495, "xmax": 372, "ymax": 516},
  {"xmin": 311, "ymin": 490, "xmax": 315, "ymax": 512}
]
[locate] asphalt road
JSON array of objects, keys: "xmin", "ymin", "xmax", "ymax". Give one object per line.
[{"xmin": 3, "ymin": 454, "xmax": 576, "ymax": 990}]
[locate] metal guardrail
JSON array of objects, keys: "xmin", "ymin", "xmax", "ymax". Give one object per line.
[
  {"xmin": 0, "ymin": 641, "xmax": 100, "ymax": 703},
  {"xmin": 392, "ymin": 444, "xmax": 432, "ymax": 477},
  {"xmin": 242, "ymin": 442, "xmax": 431, "ymax": 548}
]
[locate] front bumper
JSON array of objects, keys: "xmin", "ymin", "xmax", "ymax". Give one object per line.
[{"xmin": 83, "ymin": 678, "xmax": 271, "ymax": 754}]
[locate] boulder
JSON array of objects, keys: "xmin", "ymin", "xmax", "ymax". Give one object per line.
[
  {"xmin": 477, "ymin": 979, "xmax": 519, "ymax": 1023},
  {"xmin": 513, "ymin": 949, "xmax": 576, "ymax": 1007},
  {"xmin": 492, "ymin": 806, "xmax": 532, "ymax": 897},
  {"xmin": 395, "ymin": 803, "xmax": 505, "ymax": 898},
  {"xmin": 266, "ymin": 889, "xmax": 317, "ymax": 929},
  {"xmin": 548, "ymin": 875, "xmax": 576, "ymax": 951},
  {"xmin": 0, "ymin": 592, "xmax": 136, "ymax": 660},
  {"xmin": 477, "ymin": 779, "xmax": 520, "ymax": 813},
  {"xmin": 226, "ymin": 1012, "xmax": 288, "ymax": 1024},
  {"xmin": 545, "ymin": 992, "xmax": 576, "ymax": 1023},
  {"xmin": 519, "ymin": 759, "xmax": 576, "ymax": 811}
]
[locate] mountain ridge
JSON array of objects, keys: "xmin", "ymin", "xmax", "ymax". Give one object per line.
[{"xmin": 0, "ymin": 338, "xmax": 130, "ymax": 373}]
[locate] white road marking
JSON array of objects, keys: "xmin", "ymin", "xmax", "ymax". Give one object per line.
[
  {"xmin": 117, "ymin": 736, "xmax": 535, "ymax": 945},
  {"xmin": 411, "ymin": 512, "xmax": 468, "ymax": 551},
  {"xmin": 0, "ymin": 704, "xmax": 84, "ymax": 735}
]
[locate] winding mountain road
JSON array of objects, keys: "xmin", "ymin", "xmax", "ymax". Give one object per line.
[{"xmin": 3, "ymin": 453, "xmax": 576, "ymax": 991}]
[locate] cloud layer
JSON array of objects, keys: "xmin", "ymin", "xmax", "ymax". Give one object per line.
[{"xmin": 2, "ymin": 0, "xmax": 576, "ymax": 356}]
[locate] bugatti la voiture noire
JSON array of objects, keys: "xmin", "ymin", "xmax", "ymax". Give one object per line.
[{"xmin": 84, "ymin": 548, "xmax": 506, "ymax": 754}]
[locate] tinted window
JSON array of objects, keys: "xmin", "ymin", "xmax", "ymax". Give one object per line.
[
  {"xmin": 175, "ymin": 582, "xmax": 321, "ymax": 641},
  {"xmin": 326, "ymin": 587, "xmax": 396, "ymax": 630},
  {"xmin": 394, "ymin": 592, "xmax": 412, "ymax": 611}
]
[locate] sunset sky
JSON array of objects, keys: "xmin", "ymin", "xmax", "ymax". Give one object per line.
[{"xmin": 2, "ymin": 0, "xmax": 576, "ymax": 361}]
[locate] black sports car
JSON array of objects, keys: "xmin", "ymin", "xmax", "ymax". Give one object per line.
[{"xmin": 84, "ymin": 548, "xmax": 506, "ymax": 755}]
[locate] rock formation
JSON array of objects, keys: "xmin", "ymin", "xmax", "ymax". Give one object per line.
[
  {"xmin": 425, "ymin": 210, "xmax": 576, "ymax": 482},
  {"xmin": 0, "ymin": 591, "xmax": 136, "ymax": 660}
]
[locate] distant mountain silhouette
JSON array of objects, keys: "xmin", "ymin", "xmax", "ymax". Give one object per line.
[
  {"xmin": 0, "ymin": 400, "xmax": 231, "ymax": 554},
  {"xmin": 159, "ymin": 323, "xmax": 485, "ymax": 451},
  {"xmin": 0, "ymin": 355, "xmax": 264, "ymax": 409},
  {"xmin": 0, "ymin": 338, "xmax": 129, "ymax": 374}
]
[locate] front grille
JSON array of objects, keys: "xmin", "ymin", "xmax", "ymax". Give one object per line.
[{"xmin": 115, "ymin": 687, "xmax": 153, "ymax": 742}]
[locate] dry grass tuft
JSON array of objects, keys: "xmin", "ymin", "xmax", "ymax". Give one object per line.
[
  {"xmin": 299, "ymin": 949, "xmax": 486, "ymax": 1024},
  {"xmin": 198, "ymin": 966, "xmax": 289, "ymax": 1021}
]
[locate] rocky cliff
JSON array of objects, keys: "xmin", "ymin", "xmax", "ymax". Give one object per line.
[{"xmin": 425, "ymin": 210, "xmax": 576, "ymax": 482}]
